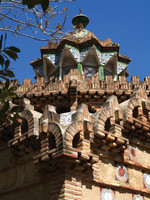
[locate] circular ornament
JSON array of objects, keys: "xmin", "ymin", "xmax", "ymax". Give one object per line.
[
  {"xmin": 144, "ymin": 173, "xmax": 150, "ymax": 188},
  {"xmin": 116, "ymin": 164, "xmax": 128, "ymax": 182},
  {"xmin": 133, "ymin": 194, "xmax": 143, "ymax": 200},
  {"xmin": 101, "ymin": 189, "xmax": 114, "ymax": 200}
]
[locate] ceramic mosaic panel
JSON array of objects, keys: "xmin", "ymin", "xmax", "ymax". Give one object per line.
[
  {"xmin": 43, "ymin": 54, "xmax": 56, "ymax": 65},
  {"xmin": 72, "ymin": 29, "xmax": 89, "ymax": 39},
  {"xmin": 96, "ymin": 48, "xmax": 102, "ymax": 63},
  {"xmin": 133, "ymin": 194, "xmax": 143, "ymax": 200},
  {"xmin": 66, "ymin": 45, "xmax": 80, "ymax": 62},
  {"xmin": 117, "ymin": 62, "xmax": 127, "ymax": 74},
  {"xmin": 34, "ymin": 65, "xmax": 44, "ymax": 76},
  {"xmin": 144, "ymin": 173, "xmax": 150, "ymax": 188},
  {"xmin": 101, "ymin": 52, "xmax": 115, "ymax": 65},
  {"xmin": 60, "ymin": 111, "xmax": 76, "ymax": 126},
  {"xmin": 115, "ymin": 164, "xmax": 128, "ymax": 182},
  {"xmin": 101, "ymin": 189, "xmax": 115, "ymax": 200},
  {"xmin": 80, "ymin": 47, "xmax": 91, "ymax": 61}
]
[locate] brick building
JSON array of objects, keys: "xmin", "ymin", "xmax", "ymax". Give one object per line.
[{"xmin": 1, "ymin": 13, "xmax": 150, "ymax": 200}]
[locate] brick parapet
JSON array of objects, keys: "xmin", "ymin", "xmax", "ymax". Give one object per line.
[{"xmin": 15, "ymin": 71, "xmax": 150, "ymax": 98}]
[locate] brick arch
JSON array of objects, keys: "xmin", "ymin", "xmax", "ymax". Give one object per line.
[
  {"xmin": 93, "ymin": 107, "xmax": 112, "ymax": 135},
  {"xmin": 21, "ymin": 109, "xmax": 34, "ymax": 131},
  {"xmin": 125, "ymin": 97, "xmax": 141, "ymax": 118},
  {"xmin": 64, "ymin": 122, "xmax": 80, "ymax": 148},
  {"xmin": 48, "ymin": 122, "xmax": 63, "ymax": 150}
]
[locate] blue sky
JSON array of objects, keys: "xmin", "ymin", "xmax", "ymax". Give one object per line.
[{"xmin": 5, "ymin": 0, "xmax": 150, "ymax": 84}]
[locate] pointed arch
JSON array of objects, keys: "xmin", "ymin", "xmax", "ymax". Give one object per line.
[
  {"xmin": 82, "ymin": 46, "xmax": 100, "ymax": 79},
  {"xmin": 59, "ymin": 47, "xmax": 78, "ymax": 79},
  {"xmin": 103, "ymin": 54, "xmax": 117, "ymax": 80}
]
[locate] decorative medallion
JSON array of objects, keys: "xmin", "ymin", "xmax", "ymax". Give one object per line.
[
  {"xmin": 101, "ymin": 189, "xmax": 115, "ymax": 200},
  {"xmin": 129, "ymin": 146, "xmax": 136, "ymax": 160},
  {"xmin": 133, "ymin": 194, "xmax": 143, "ymax": 200},
  {"xmin": 144, "ymin": 173, "xmax": 150, "ymax": 188},
  {"xmin": 115, "ymin": 164, "xmax": 128, "ymax": 182}
]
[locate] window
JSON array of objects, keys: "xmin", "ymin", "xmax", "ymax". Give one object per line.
[{"xmin": 83, "ymin": 65, "xmax": 97, "ymax": 79}]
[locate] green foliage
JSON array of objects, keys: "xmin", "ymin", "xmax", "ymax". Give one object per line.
[{"xmin": 0, "ymin": 34, "xmax": 23, "ymax": 127}]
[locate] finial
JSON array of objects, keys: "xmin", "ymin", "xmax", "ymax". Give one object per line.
[{"xmin": 72, "ymin": 12, "xmax": 89, "ymax": 29}]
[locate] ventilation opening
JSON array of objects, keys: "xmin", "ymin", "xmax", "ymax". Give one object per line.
[
  {"xmin": 73, "ymin": 132, "xmax": 80, "ymax": 148},
  {"xmin": 105, "ymin": 118, "xmax": 111, "ymax": 132},
  {"xmin": 21, "ymin": 119, "xmax": 29, "ymax": 134},
  {"xmin": 48, "ymin": 133, "xmax": 56, "ymax": 150},
  {"xmin": 132, "ymin": 107, "xmax": 139, "ymax": 118}
]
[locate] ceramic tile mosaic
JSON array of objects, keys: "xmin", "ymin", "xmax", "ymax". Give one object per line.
[
  {"xmin": 101, "ymin": 53, "xmax": 114, "ymax": 65},
  {"xmin": 117, "ymin": 62, "xmax": 127, "ymax": 74},
  {"xmin": 101, "ymin": 189, "xmax": 115, "ymax": 200},
  {"xmin": 80, "ymin": 47, "xmax": 91, "ymax": 61},
  {"xmin": 115, "ymin": 164, "xmax": 128, "ymax": 182},
  {"xmin": 66, "ymin": 45, "xmax": 80, "ymax": 62},
  {"xmin": 133, "ymin": 194, "xmax": 143, "ymax": 200},
  {"xmin": 60, "ymin": 111, "xmax": 76, "ymax": 126},
  {"xmin": 47, "ymin": 54, "xmax": 55, "ymax": 64},
  {"xmin": 96, "ymin": 49, "xmax": 102, "ymax": 63},
  {"xmin": 72, "ymin": 29, "xmax": 89, "ymax": 39},
  {"xmin": 144, "ymin": 173, "xmax": 150, "ymax": 188}
]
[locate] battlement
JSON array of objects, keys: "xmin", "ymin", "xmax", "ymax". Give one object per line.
[{"xmin": 10, "ymin": 69, "xmax": 150, "ymax": 97}]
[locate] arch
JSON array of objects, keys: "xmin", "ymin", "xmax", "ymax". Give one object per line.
[
  {"xmin": 21, "ymin": 109, "xmax": 35, "ymax": 131},
  {"xmin": 93, "ymin": 107, "xmax": 113, "ymax": 136},
  {"xmin": 82, "ymin": 46, "xmax": 100, "ymax": 79},
  {"xmin": 64, "ymin": 122, "xmax": 80, "ymax": 148},
  {"xmin": 48, "ymin": 122, "xmax": 63, "ymax": 149},
  {"xmin": 125, "ymin": 97, "xmax": 141, "ymax": 119},
  {"xmin": 72, "ymin": 132, "xmax": 80, "ymax": 148}
]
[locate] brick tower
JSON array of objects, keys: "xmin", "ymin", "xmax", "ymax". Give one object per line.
[{"xmin": 1, "ymin": 13, "xmax": 150, "ymax": 200}]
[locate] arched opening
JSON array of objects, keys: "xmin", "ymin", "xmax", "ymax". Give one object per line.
[
  {"xmin": 82, "ymin": 47, "xmax": 99, "ymax": 79},
  {"xmin": 48, "ymin": 133, "xmax": 56, "ymax": 150},
  {"xmin": 73, "ymin": 132, "xmax": 80, "ymax": 148},
  {"xmin": 132, "ymin": 107, "xmax": 139, "ymax": 118},
  {"xmin": 21, "ymin": 118, "xmax": 29, "ymax": 134},
  {"xmin": 60, "ymin": 48, "xmax": 78, "ymax": 79},
  {"xmin": 105, "ymin": 118, "xmax": 111, "ymax": 132}
]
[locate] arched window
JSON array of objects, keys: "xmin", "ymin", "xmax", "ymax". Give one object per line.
[
  {"xmin": 73, "ymin": 132, "xmax": 80, "ymax": 148},
  {"xmin": 48, "ymin": 133, "xmax": 56, "ymax": 150},
  {"xmin": 60, "ymin": 47, "xmax": 78, "ymax": 79},
  {"xmin": 82, "ymin": 47, "xmax": 100, "ymax": 79},
  {"xmin": 21, "ymin": 118, "xmax": 29, "ymax": 134}
]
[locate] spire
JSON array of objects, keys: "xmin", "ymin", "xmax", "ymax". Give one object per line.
[{"xmin": 72, "ymin": 10, "xmax": 89, "ymax": 29}]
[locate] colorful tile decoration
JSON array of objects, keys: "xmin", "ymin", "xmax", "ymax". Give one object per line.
[
  {"xmin": 101, "ymin": 53, "xmax": 114, "ymax": 65},
  {"xmin": 133, "ymin": 194, "xmax": 143, "ymax": 200},
  {"xmin": 96, "ymin": 48, "xmax": 102, "ymax": 63},
  {"xmin": 60, "ymin": 111, "xmax": 76, "ymax": 126},
  {"xmin": 101, "ymin": 189, "xmax": 115, "ymax": 200},
  {"xmin": 66, "ymin": 45, "xmax": 80, "ymax": 62},
  {"xmin": 115, "ymin": 164, "xmax": 128, "ymax": 182},
  {"xmin": 72, "ymin": 29, "xmax": 89, "ymax": 39},
  {"xmin": 144, "ymin": 173, "xmax": 150, "ymax": 188},
  {"xmin": 80, "ymin": 47, "xmax": 91, "ymax": 61},
  {"xmin": 117, "ymin": 62, "xmax": 128, "ymax": 74},
  {"xmin": 129, "ymin": 146, "xmax": 137, "ymax": 160}
]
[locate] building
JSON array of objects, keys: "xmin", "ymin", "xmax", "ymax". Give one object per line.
[{"xmin": 0, "ymin": 13, "xmax": 150, "ymax": 200}]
